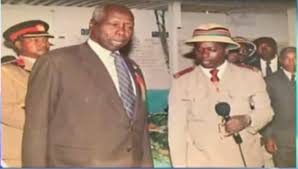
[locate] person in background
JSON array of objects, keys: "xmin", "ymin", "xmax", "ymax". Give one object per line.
[
  {"xmin": 262, "ymin": 47, "xmax": 296, "ymax": 167},
  {"xmin": 176, "ymin": 36, "xmax": 257, "ymax": 79},
  {"xmin": 248, "ymin": 37, "xmax": 279, "ymax": 77},
  {"xmin": 168, "ymin": 23, "xmax": 273, "ymax": 167},
  {"xmin": 245, "ymin": 37, "xmax": 279, "ymax": 167},
  {"xmin": 22, "ymin": 4, "xmax": 152, "ymax": 167},
  {"xmin": 227, "ymin": 36, "xmax": 256, "ymax": 66},
  {"xmin": 1, "ymin": 20, "xmax": 53, "ymax": 167}
]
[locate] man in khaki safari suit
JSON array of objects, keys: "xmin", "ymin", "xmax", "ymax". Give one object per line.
[
  {"xmin": 1, "ymin": 20, "xmax": 53, "ymax": 167},
  {"xmin": 168, "ymin": 23, "xmax": 273, "ymax": 167}
]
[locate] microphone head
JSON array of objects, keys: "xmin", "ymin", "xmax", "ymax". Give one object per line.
[{"xmin": 215, "ymin": 102, "xmax": 230, "ymax": 117}]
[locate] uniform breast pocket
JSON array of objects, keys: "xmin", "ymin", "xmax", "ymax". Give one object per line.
[
  {"xmin": 186, "ymin": 98, "xmax": 211, "ymax": 122},
  {"xmin": 229, "ymin": 94, "xmax": 252, "ymax": 116}
]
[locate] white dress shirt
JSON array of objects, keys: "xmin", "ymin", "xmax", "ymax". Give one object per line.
[
  {"xmin": 200, "ymin": 61, "xmax": 228, "ymax": 80},
  {"xmin": 87, "ymin": 39, "xmax": 136, "ymax": 95},
  {"xmin": 260, "ymin": 55, "xmax": 278, "ymax": 76},
  {"xmin": 282, "ymin": 68, "xmax": 294, "ymax": 81}
]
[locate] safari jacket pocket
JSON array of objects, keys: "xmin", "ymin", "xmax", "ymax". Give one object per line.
[{"xmin": 228, "ymin": 95, "xmax": 252, "ymax": 116}]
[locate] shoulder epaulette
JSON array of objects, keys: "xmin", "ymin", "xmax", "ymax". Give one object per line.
[
  {"xmin": 173, "ymin": 66, "xmax": 195, "ymax": 79},
  {"xmin": 1, "ymin": 55, "xmax": 17, "ymax": 65}
]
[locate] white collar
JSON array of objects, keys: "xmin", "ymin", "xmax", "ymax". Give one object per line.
[
  {"xmin": 19, "ymin": 55, "xmax": 36, "ymax": 71},
  {"xmin": 282, "ymin": 68, "xmax": 294, "ymax": 81},
  {"xmin": 200, "ymin": 61, "xmax": 228, "ymax": 79},
  {"xmin": 88, "ymin": 38, "xmax": 118, "ymax": 57},
  {"xmin": 260, "ymin": 55, "xmax": 278, "ymax": 64}
]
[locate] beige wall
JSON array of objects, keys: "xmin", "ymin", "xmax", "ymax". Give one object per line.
[
  {"xmin": 287, "ymin": 7, "xmax": 296, "ymax": 46},
  {"xmin": 2, "ymin": 4, "xmax": 296, "ymax": 89}
]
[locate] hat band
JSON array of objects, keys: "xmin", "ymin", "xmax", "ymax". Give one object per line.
[
  {"xmin": 9, "ymin": 26, "xmax": 40, "ymax": 41},
  {"xmin": 22, "ymin": 33, "xmax": 54, "ymax": 38},
  {"xmin": 193, "ymin": 28, "xmax": 231, "ymax": 37},
  {"xmin": 193, "ymin": 34, "xmax": 231, "ymax": 38}
]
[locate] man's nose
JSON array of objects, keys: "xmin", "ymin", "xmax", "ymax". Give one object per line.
[
  {"xmin": 289, "ymin": 59, "xmax": 296, "ymax": 65},
  {"xmin": 116, "ymin": 24, "xmax": 126, "ymax": 36},
  {"xmin": 200, "ymin": 49, "xmax": 210, "ymax": 58},
  {"xmin": 37, "ymin": 40, "xmax": 49, "ymax": 48},
  {"xmin": 39, "ymin": 41, "xmax": 48, "ymax": 47}
]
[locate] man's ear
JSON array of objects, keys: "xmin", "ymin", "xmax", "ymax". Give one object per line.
[
  {"xmin": 14, "ymin": 40, "xmax": 22, "ymax": 51},
  {"xmin": 89, "ymin": 19, "xmax": 96, "ymax": 29},
  {"xmin": 89, "ymin": 22, "xmax": 93, "ymax": 29}
]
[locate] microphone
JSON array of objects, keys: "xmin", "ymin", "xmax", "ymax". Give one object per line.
[{"xmin": 215, "ymin": 102, "xmax": 243, "ymax": 144}]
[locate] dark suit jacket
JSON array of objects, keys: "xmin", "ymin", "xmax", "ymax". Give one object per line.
[
  {"xmin": 22, "ymin": 43, "xmax": 153, "ymax": 167},
  {"xmin": 247, "ymin": 55, "xmax": 280, "ymax": 76},
  {"xmin": 263, "ymin": 69, "xmax": 295, "ymax": 149}
]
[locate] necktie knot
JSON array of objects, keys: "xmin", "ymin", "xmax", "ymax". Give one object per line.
[
  {"xmin": 210, "ymin": 69, "xmax": 220, "ymax": 82},
  {"xmin": 266, "ymin": 61, "xmax": 271, "ymax": 65},
  {"xmin": 111, "ymin": 52, "xmax": 120, "ymax": 59}
]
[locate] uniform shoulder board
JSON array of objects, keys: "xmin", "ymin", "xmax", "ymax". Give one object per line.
[
  {"xmin": 1, "ymin": 55, "xmax": 17, "ymax": 65},
  {"xmin": 173, "ymin": 66, "xmax": 195, "ymax": 79}
]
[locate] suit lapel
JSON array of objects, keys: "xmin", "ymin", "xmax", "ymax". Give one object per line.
[
  {"xmin": 218, "ymin": 63, "xmax": 234, "ymax": 91},
  {"xmin": 278, "ymin": 69, "xmax": 294, "ymax": 90},
  {"xmin": 77, "ymin": 43, "xmax": 129, "ymax": 121}
]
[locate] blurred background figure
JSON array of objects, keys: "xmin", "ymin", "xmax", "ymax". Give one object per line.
[
  {"xmin": 262, "ymin": 47, "xmax": 296, "ymax": 167},
  {"xmin": 227, "ymin": 36, "xmax": 256, "ymax": 66},
  {"xmin": 247, "ymin": 37, "xmax": 279, "ymax": 77},
  {"xmin": 1, "ymin": 20, "xmax": 53, "ymax": 167}
]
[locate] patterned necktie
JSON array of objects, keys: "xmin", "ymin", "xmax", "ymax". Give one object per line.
[
  {"xmin": 266, "ymin": 61, "xmax": 272, "ymax": 76},
  {"xmin": 112, "ymin": 52, "xmax": 135, "ymax": 119},
  {"xmin": 210, "ymin": 69, "xmax": 220, "ymax": 82}
]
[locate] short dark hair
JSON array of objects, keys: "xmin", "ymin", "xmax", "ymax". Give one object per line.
[
  {"xmin": 279, "ymin": 46, "xmax": 296, "ymax": 60},
  {"xmin": 253, "ymin": 37, "xmax": 277, "ymax": 54}
]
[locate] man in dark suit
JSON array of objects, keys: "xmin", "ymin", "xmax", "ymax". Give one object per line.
[
  {"xmin": 248, "ymin": 37, "xmax": 279, "ymax": 77},
  {"xmin": 262, "ymin": 47, "xmax": 296, "ymax": 167},
  {"xmin": 22, "ymin": 4, "xmax": 152, "ymax": 167}
]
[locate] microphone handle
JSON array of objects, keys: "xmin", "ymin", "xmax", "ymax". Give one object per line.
[
  {"xmin": 224, "ymin": 116, "xmax": 243, "ymax": 144},
  {"xmin": 233, "ymin": 133, "xmax": 243, "ymax": 144}
]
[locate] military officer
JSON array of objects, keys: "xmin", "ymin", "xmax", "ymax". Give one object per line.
[{"xmin": 1, "ymin": 20, "xmax": 53, "ymax": 167}]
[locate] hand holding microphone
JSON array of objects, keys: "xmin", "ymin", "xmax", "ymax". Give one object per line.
[
  {"xmin": 225, "ymin": 114, "xmax": 251, "ymax": 135},
  {"xmin": 215, "ymin": 102, "xmax": 251, "ymax": 144},
  {"xmin": 215, "ymin": 102, "xmax": 250, "ymax": 166}
]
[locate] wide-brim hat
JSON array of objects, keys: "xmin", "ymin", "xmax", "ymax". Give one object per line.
[
  {"xmin": 3, "ymin": 20, "xmax": 54, "ymax": 42},
  {"xmin": 185, "ymin": 23, "xmax": 240, "ymax": 50},
  {"xmin": 232, "ymin": 36, "xmax": 256, "ymax": 57}
]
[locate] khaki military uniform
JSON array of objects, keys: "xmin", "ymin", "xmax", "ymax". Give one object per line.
[
  {"xmin": 168, "ymin": 63, "xmax": 273, "ymax": 167},
  {"xmin": 1, "ymin": 56, "xmax": 34, "ymax": 167}
]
